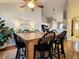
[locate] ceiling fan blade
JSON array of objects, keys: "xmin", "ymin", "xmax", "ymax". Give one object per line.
[
  {"xmin": 20, "ymin": 0, "xmax": 44, "ymax": 9},
  {"xmin": 20, "ymin": 5, "xmax": 27, "ymax": 8},
  {"xmin": 38, "ymin": 5, "xmax": 44, "ymax": 8}
]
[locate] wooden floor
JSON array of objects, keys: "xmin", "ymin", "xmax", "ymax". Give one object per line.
[{"xmin": 0, "ymin": 40, "xmax": 79, "ymax": 59}]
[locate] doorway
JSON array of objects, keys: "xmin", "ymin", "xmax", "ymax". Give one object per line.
[{"xmin": 71, "ymin": 17, "xmax": 79, "ymax": 38}]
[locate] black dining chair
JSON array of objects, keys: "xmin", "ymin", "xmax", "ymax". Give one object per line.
[
  {"xmin": 34, "ymin": 31, "xmax": 55, "ymax": 59},
  {"xmin": 52, "ymin": 31, "xmax": 67, "ymax": 59},
  {"xmin": 51, "ymin": 29, "xmax": 57, "ymax": 33},
  {"xmin": 41, "ymin": 24, "xmax": 49, "ymax": 32},
  {"xmin": 13, "ymin": 32, "xmax": 26, "ymax": 59},
  {"xmin": 34, "ymin": 30, "xmax": 40, "ymax": 32},
  {"xmin": 22, "ymin": 29, "xmax": 30, "ymax": 33}
]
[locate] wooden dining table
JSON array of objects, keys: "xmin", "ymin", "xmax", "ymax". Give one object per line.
[{"xmin": 18, "ymin": 32, "xmax": 45, "ymax": 59}]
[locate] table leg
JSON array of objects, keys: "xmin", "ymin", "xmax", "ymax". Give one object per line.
[{"xmin": 27, "ymin": 41, "xmax": 35, "ymax": 59}]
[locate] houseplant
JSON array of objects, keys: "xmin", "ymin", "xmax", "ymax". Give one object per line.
[{"xmin": 0, "ymin": 17, "xmax": 13, "ymax": 48}]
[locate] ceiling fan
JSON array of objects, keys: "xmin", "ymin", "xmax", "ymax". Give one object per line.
[{"xmin": 20, "ymin": 0, "xmax": 44, "ymax": 10}]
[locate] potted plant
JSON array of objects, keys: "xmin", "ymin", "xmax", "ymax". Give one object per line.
[{"xmin": 0, "ymin": 17, "xmax": 13, "ymax": 49}]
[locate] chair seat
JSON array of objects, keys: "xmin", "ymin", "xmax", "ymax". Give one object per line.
[{"xmin": 34, "ymin": 43, "xmax": 51, "ymax": 52}]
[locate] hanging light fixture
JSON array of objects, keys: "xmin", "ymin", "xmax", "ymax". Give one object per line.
[
  {"xmin": 27, "ymin": 0, "xmax": 35, "ymax": 8},
  {"xmin": 20, "ymin": 0, "xmax": 44, "ymax": 11}
]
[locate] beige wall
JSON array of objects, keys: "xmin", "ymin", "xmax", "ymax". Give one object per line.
[{"xmin": 67, "ymin": 0, "xmax": 79, "ymax": 40}]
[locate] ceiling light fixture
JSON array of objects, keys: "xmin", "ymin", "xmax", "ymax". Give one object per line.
[{"xmin": 27, "ymin": 1, "xmax": 35, "ymax": 8}]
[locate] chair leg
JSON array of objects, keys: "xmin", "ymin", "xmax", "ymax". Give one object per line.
[
  {"xmin": 15, "ymin": 51, "xmax": 18, "ymax": 59},
  {"xmin": 25, "ymin": 47, "xmax": 26, "ymax": 57},
  {"xmin": 61, "ymin": 44, "xmax": 65, "ymax": 58},
  {"xmin": 15, "ymin": 48, "xmax": 20, "ymax": 59},
  {"xmin": 22, "ymin": 48, "xmax": 25, "ymax": 59},
  {"xmin": 49, "ymin": 50, "xmax": 52, "ymax": 59},
  {"xmin": 51, "ymin": 46, "xmax": 53, "ymax": 54},
  {"xmin": 57, "ymin": 44, "xmax": 60, "ymax": 59},
  {"xmin": 40, "ymin": 51, "xmax": 45, "ymax": 59},
  {"xmin": 34, "ymin": 48, "xmax": 37, "ymax": 59}
]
